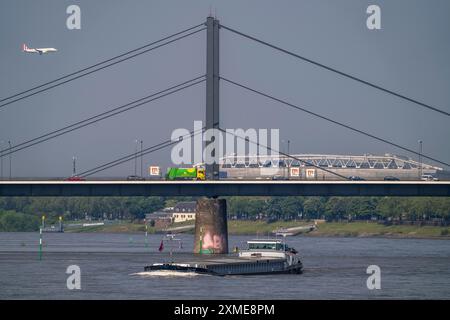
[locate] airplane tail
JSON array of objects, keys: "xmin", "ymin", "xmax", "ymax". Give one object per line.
[{"xmin": 22, "ymin": 43, "xmax": 28, "ymax": 51}]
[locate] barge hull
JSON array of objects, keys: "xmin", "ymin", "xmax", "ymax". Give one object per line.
[{"xmin": 145, "ymin": 257, "xmax": 303, "ymax": 276}]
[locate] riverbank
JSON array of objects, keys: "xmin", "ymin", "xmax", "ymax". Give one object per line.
[
  {"xmin": 309, "ymin": 221, "xmax": 450, "ymax": 239},
  {"xmin": 64, "ymin": 220, "xmax": 450, "ymax": 239},
  {"xmin": 67, "ymin": 222, "xmax": 154, "ymax": 234},
  {"xmin": 230, "ymin": 220, "xmax": 450, "ymax": 239}
]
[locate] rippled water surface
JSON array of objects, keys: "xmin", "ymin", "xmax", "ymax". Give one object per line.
[{"xmin": 0, "ymin": 232, "xmax": 449, "ymax": 299}]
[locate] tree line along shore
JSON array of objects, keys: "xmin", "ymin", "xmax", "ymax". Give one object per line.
[{"xmin": 0, "ymin": 196, "xmax": 449, "ymax": 238}]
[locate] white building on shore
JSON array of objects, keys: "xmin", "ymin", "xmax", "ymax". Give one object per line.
[{"xmin": 172, "ymin": 201, "xmax": 196, "ymax": 223}]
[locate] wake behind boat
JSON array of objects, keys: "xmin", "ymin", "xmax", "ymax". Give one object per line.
[{"xmin": 144, "ymin": 239, "xmax": 303, "ymax": 276}]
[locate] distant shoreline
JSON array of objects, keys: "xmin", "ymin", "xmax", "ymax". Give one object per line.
[
  {"xmin": 57, "ymin": 220, "xmax": 450, "ymax": 240},
  {"xmin": 301, "ymin": 232, "xmax": 450, "ymax": 240}
]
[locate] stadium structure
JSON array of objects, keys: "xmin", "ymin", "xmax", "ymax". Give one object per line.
[{"xmin": 219, "ymin": 153, "xmax": 442, "ymax": 180}]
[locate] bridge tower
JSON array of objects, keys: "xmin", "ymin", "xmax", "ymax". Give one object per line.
[
  {"xmin": 193, "ymin": 16, "xmax": 228, "ymax": 254},
  {"xmin": 205, "ymin": 16, "xmax": 220, "ymax": 180},
  {"xmin": 194, "ymin": 198, "xmax": 228, "ymax": 254}
]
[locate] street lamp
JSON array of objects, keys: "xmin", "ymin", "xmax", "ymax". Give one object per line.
[
  {"xmin": 418, "ymin": 140, "xmax": 423, "ymax": 179},
  {"xmin": 8, "ymin": 140, "xmax": 11, "ymax": 180},
  {"xmin": 134, "ymin": 139, "xmax": 138, "ymax": 177},
  {"xmin": 0, "ymin": 140, "xmax": 4, "ymax": 180},
  {"xmin": 72, "ymin": 156, "xmax": 77, "ymax": 177},
  {"xmin": 140, "ymin": 140, "xmax": 143, "ymax": 178},
  {"xmin": 281, "ymin": 139, "xmax": 291, "ymax": 155}
]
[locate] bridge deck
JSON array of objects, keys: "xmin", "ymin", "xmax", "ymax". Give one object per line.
[{"xmin": 0, "ymin": 180, "xmax": 449, "ymax": 197}]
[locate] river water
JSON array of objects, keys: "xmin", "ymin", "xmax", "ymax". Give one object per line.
[{"xmin": 0, "ymin": 232, "xmax": 449, "ymax": 299}]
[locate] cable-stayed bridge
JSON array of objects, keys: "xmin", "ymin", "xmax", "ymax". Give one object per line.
[
  {"xmin": 2, "ymin": 16, "xmax": 449, "ymax": 253},
  {"xmin": 0, "ymin": 17, "xmax": 449, "ymax": 198}
]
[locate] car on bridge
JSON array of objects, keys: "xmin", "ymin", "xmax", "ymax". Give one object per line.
[
  {"xmin": 127, "ymin": 175, "xmax": 145, "ymax": 181},
  {"xmin": 271, "ymin": 175, "xmax": 289, "ymax": 180},
  {"xmin": 65, "ymin": 176, "xmax": 86, "ymax": 181},
  {"xmin": 348, "ymin": 176, "xmax": 365, "ymax": 181},
  {"xmin": 421, "ymin": 174, "xmax": 439, "ymax": 181},
  {"xmin": 383, "ymin": 176, "xmax": 400, "ymax": 181}
]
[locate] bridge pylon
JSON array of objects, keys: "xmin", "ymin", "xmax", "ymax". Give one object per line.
[
  {"xmin": 205, "ymin": 16, "xmax": 220, "ymax": 180},
  {"xmin": 194, "ymin": 198, "xmax": 228, "ymax": 254}
]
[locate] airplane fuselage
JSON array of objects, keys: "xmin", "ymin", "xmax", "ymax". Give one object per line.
[{"xmin": 23, "ymin": 44, "xmax": 57, "ymax": 55}]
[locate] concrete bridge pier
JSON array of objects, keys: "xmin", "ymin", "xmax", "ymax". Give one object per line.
[{"xmin": 194, "ymin": 198, "xmax": 228, "ymax": 254}]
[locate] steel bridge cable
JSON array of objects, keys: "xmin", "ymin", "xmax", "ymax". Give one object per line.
[
  {"xmin": 79, "ymin": 128, "xmax": 205, "ymax": 177},
  {"xmin": 221, "ymin": 77, "xmax": 450, "ymax": 168},
  {"xmin": 78, "ymin": 140, "xmax": 175, "ymax": 177},
  {"xmin": 0, "ymin": 23, "xmax": 204, "ymax": 103},
  {"xmin": 0, "ymin": 26, "xmax": 206, "ymax": 110},
  {"xmin": 80, "ymin": 140, "xmax": 177, "ymax": 177},
  {"xmin": 0, "ymin": 77, "xmax": 206, "ymax": 158},
  {"xmin": 217, "ymin": 128, "xmax": 349, "ymax": 180},
  {"xmin": 1, "ymin": 75, "xmax": 205, "ymax": 156},
  {"xmin": 219, "ymin": 24, "xmax": 450, "ymax": 118}
]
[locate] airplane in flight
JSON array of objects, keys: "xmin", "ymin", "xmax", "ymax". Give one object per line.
[{"xmin": 22, "ymin": 43, "xmax": 57, "ymax": 55}]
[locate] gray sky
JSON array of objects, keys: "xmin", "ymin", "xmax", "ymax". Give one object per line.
[{"xmin": 0, "ymin": 0, "xmax": 449, "ymax": 178}]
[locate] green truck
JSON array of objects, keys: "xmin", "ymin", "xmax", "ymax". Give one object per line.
[{"xmin": 166, "ymin": 167, "xmax": 205, "ymax": 180}]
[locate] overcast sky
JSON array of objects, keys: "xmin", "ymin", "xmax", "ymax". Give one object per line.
[{"xmin": 0, "ymin": 0, "xmax": 449, "ymax": 178}]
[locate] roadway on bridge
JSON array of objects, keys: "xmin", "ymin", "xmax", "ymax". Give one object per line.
[{"xmin": 1, "ymin": 180, "xmax": 449, "ymax": 197}]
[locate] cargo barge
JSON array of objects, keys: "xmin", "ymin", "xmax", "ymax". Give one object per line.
[{"xmin": 144, "ymin": 239, "xmax": 303, "ymax": 276}]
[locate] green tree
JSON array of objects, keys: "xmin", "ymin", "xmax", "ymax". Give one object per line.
[
  {"xmin": 303, "ymin": 197, "xmax": 326, "ymax": 219},
  {"xmin": 325, "ymin": 197, "xmax": 350, "ymax": 220},
  {"xmin": 0, "ymin": 210, "xmax": 40, "ymax": 232}
]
